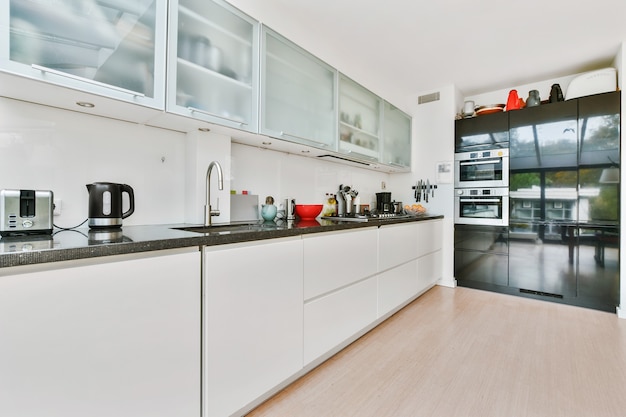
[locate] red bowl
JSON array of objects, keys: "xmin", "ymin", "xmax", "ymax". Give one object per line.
[{"xmin": 295, "ymin": 204, "xmax": 323, "ymax": 220}]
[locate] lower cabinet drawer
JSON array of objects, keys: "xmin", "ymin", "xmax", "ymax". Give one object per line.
[
  {"xmin": 417, "ymin": 250, "xmax": 442, "ymax": 292},
  {"xmin": 377, "ymin": 260, "xmax": 418, "ymax": 317},
  {"xmin": 303, "ymin": 277, "xmax": 377, "ymax": 365}
]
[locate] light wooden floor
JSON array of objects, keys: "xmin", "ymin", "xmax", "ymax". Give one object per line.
[{"xmin": 247, "ymin": 286, "xmax": 626, "ymax": 417}]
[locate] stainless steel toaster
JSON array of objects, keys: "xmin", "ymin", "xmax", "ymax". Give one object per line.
[{"xmin": 0, "ymin": 189, "xmax": 54, "ymax": 236}]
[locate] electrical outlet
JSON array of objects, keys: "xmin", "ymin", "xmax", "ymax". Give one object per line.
[
  {"xmin": 53, "ymin": 200, "xmax": 62, "ymax": 216},
  {"xmin": 381, "ymin": 181, "xmax": 386, "ymax": 190}
]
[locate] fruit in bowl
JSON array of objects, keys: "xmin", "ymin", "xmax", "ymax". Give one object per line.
[
  {"xmin": 295, "ymin": 204, "xmax": 323, "ymax": 220},
  {"xmin": 404, "ymin": 204, "xmax": 427, "ymax": 215}
]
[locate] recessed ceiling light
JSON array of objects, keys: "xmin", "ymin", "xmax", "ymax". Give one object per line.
[{"xmin": 76, "ymin": 101, "xmax": 95, "ymax": 108}]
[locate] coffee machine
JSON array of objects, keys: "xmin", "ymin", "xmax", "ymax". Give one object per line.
[{"xmin": 376, "ymin": 192, "xmax": 392, "ymax": 213}]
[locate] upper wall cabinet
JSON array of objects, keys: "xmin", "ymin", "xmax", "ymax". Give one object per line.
[
  {"xmin": 454, "ymin": 111, "xmax": 509, "ymax": 153},
  {"xmin": 509, "ymin": 99, "xmax": 578, "ymax": 170},
  {"xmin": 1, "ymin": 0, "xmax": 167, "ymax": 110},
  {"xmin": 578, "ymin": 91, "xmax": 620, "ymax": 166},
  {"xmin": 338, "ymin": 74, "xmax": 382, "ymax": 163},
  {"xmin": 260, "ymin": 25, "xmax": 337, "ymax": 150},
  {"xmin": 167, "ymin": 0, "xmax": 259, "ymax": 132},
  {"xmin": 382, "ymin": 101, "xmax": 412, "ymax": 170}
]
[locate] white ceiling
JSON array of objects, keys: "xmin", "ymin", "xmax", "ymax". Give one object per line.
[{"xmin": 227, "ymin": 0, "xmax": 626, "ymax": 107}]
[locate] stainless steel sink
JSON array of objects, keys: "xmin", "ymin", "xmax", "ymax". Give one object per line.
[{"xmin": 172, "ymin": 222, "xmax": 280, "ymax": 234}]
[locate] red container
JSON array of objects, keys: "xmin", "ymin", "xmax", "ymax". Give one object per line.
[
  {"xmin": 294, "ymin": 204, "xmax": 323, "ymax": 220},
  {"xmin": 506, "ymin": 89, "xmax": 520, "ymax": 111}
]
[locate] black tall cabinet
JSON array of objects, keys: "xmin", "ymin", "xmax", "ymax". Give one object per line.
[{"xmin": 456, "ymin": 91, "xmax": 620, "ymax": 312}]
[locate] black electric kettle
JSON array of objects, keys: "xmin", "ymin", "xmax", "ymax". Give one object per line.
[{"xmin": 86, "ymin": 182, "xmax": 135, "ymax": 228}]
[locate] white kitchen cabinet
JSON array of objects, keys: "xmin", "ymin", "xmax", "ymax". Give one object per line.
[
  {"xmin": 0, "ymin": 248, "xmax": 201, "ymax": 417},
  {"xmin": 378, "ymin": 260, "xmax": 419, "ymax": 316},
  {"xmin": 378, "ymin": 222, "xmax": 419, "ymax": 271},
  {"xmin": 378, "ymin": 220, "xmax": 443, "ymax": 317},
  {"xmin": 1, "ymin": 0, "xmax": 167, "ymax": 110},
  {"xmin": 415, "ymin": 218, "xmax": 443, "ymax": 258},
  {"xmin": 302, "ymin": 228, "xmax": 378, "ymax": 366},
  {"xmin": 303, "ymin": 276, "xmax": 377, "ymax": 365},
  {"xmin": 338, "ymin": 74, "xmax": 382, "ymax": 163},
  {"xmin": 303, "ymin": 228, "xmax": 378, "ymax": 300},
  {"xmin": 379, "ymin": 220, "xmax": 442, "ymax": 271},
  {"xmin": 382, "ymin": 100, "xmax": 412, "ymax": 171},
  {"xmin": 260, "ymin": 25, "xmax": 337, "ymax": 149},
  {"xmin": 203, "ymin": 237, "xmax": 303, "ymax": 417},
  {"xmin": 417, "ymin": 249, "xmax": 442, "ymax": 293},
  {"xmin": 167, "ymin": 0, "xmax": 259, "ymax": 131}
]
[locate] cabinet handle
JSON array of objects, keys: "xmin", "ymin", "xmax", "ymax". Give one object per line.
[
  {"xmin": 460, "ymin": 159, "xmax": 501, "ymax": 166},
  {"xmin": 387, "ymin": 161, "xmax": 407, "ymax": 168},
  {"xmin": 459, "ymin": 198, "xmax": 501, "ymax": 203},
  {"xmin": 279, "ymin": 131, "xmax": 328, "ymax": 147},
  {"xmin": 31, "ymin": 64, "xmax": 146, "ymax": 97},
  {"xmin": 187, "ymin": 107, "xmax": 247, "ymax": 126}
]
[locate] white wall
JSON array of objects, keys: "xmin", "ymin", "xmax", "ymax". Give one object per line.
[
  {"xmin": 0, "ymin": 97, "xmax": 186, "ymax": 227},
  {"xmin": 230, "ymin": 143, "xmax": 392, "ymax": 211},
  {"xmin": 0, "ymin": 97, "xmax": 397, "ymax": 227},
  {"xmin": 465, "ymin": 73, "xmax": 582, "ymax": 111},
  {"xmin": 388, "ymin": 84, "xmax": 458, "ymax": 287},
  {"xmin": 184, "ymin": 131, "xmax": 232, "ymax": 225}
]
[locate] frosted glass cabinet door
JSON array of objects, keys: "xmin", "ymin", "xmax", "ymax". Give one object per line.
[
  {"xmin": 338, "ymin": 74, "xmax": 382, "ymax": 162},
  {"xmin": 2, "ymin": 0, "xmax": 166, "ymax": 108},
  {"xmin": 168, "ymin": 0, "xmax": 259, "ymax": 131},
  {"xmin": 383, "ymin": 101, "xmax": 412, "ymax": 169},
  {"xmin": 261, "ymin": 26, "xmax": 337, "ymax": 149}
]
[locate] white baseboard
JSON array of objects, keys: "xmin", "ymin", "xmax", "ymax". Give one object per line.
[
  {"xmin": 437, "ymin": 277, "xmax": 457, "ymax": 288},
  {"xmin": 617, "ymin": 306, "xmax": 625, "ymax": 319}
]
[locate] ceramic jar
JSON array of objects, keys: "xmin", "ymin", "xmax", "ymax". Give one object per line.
[
  {"xmin": 526, "ymin": 90, "xmax": 541, "ymax": 107},
  {"xmin": 549, "ymin": 84, "xmax": 564, "ymax": 102}
]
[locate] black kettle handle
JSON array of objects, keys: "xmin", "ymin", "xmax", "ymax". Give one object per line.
[{"xmin": 121, "ymin": 184, "xmax": 135, "ymax": 219}]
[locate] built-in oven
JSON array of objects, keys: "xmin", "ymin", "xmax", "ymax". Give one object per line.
[
  {"xmin": 454, "ymin": 149, "xmax": 509, "ymax": 188},
  {"xmin": 454, "ymin": 187, "xmax": 509, "ymax": 226}
]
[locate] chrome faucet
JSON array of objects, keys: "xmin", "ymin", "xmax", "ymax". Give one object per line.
[{"xmin": 205, "ymin": 160, "xmax": 224, "ymax": 226}]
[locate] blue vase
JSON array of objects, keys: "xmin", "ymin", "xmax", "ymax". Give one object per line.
[{"xmin": 261, "ymin": 204, "xmax": 277, "ymax": 221}]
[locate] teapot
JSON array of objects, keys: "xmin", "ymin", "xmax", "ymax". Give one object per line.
[
  {"xmin": 86, "ymin": 182, "xmax": 135, "ymax": 228},
  {"xmin": 261, "ymin": 196, "xmax": 277, "ymax": 221}
]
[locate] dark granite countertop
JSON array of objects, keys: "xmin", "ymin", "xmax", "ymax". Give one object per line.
[{"xmin": 0, "ymin": 215, "xmax": 443, "ymax": 269}]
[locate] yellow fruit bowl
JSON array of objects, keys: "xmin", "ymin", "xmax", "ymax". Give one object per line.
[{"xmin": 404, "ymin": 204, "xmax": 427, "ymax": 215}]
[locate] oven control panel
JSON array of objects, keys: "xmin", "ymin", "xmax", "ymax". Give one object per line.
[
  {"xmin": 456, "ymin": 188, "xmax": 509, "ymax": 196},
  {"xmin": 461, "ymin": 148, "xmax": 508, "ymax": 161}
]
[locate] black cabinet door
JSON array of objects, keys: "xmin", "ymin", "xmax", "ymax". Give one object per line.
[
  {"xmin": 509, "ymin": 99, "xmax": 578, "ymax": 170},
  {"xmin": 577, "ymin": 224, "xmax": 619, "ymax": 311},
  {"xmin": 455, "ymin": 111, "xmax": 509, "ymax": 152},
  {"xmin": 578, "ymin": 91, "xmax": 620, "ymax": 166},
  {"xmin": 454, "ymin": 225, "xmax": 509, "ymax": 286}
]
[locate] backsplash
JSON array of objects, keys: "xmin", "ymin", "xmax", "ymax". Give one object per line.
[
  {"xmin": 0, "ymin": 97, "xmax": 187, "ymax": 227},
  {"xmin": 230, "ymin": 143, "xmax": 392, "ymax": 212},
  {"xmin": 0, "ymin": 97, "xmax": 392, "ymax": 226}
]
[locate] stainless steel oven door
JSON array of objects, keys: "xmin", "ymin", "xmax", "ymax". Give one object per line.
[
  {"xmin": 454, "ymin": 188, "xmax": 509, "ymax": 226},
  {"xmin": 454, "ymin": 149, "xmax": 509, "ymax": 188}
]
